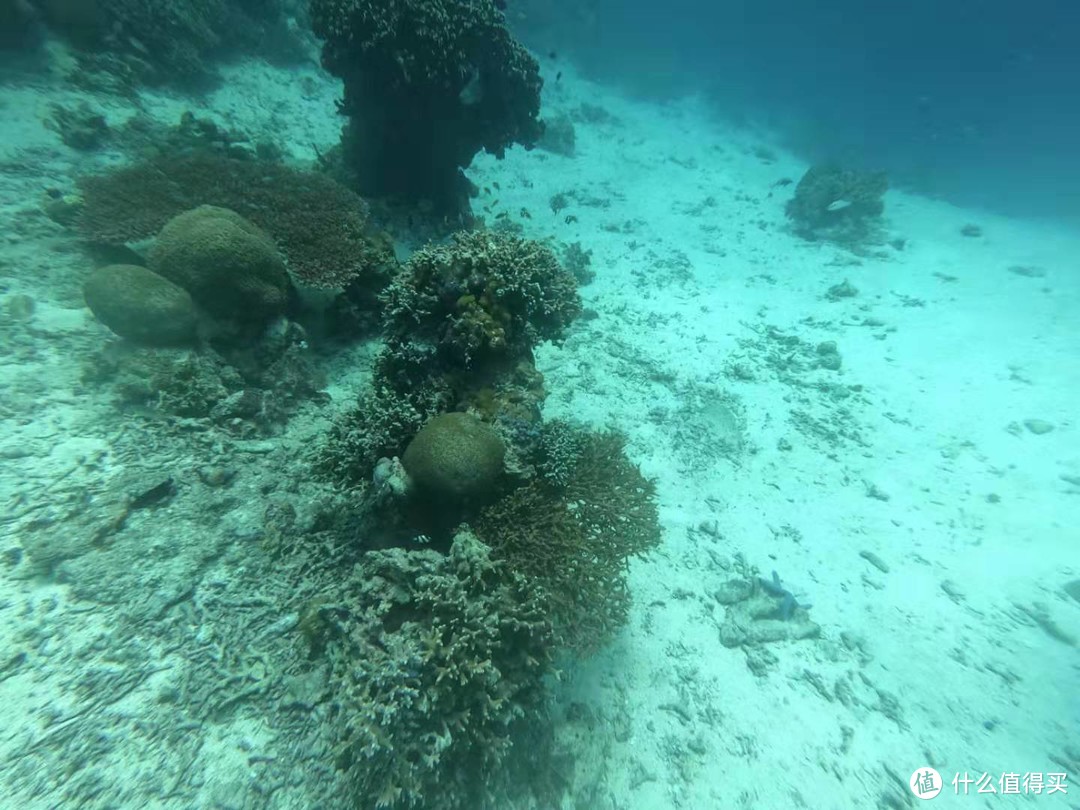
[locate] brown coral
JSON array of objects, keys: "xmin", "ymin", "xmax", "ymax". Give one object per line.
[
  {"xmin": 76, "ymin": 150, "xmax": 394, "ymax": 290},
  {"xmin": 149, "ymin": 205, "xmax": 288, "ymax": 323},
  {"xmin": 475, "ymin": 428, "xmax": 661, "ymax": 653}
]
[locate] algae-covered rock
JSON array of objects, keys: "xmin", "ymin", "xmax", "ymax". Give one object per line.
[
  {"xmin": 83, "ymin": 263, "xmax": 197, "ymax": 346},
  {"xmin": 148, "ymin": 205, "xmax": 288, "ymax": 324}
]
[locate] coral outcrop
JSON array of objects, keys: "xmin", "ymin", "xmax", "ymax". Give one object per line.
[
  {"xmin": 786, "ymin": 164, "xmax": 888, "ymax": 245},
  {"xmin": 309, "ymin": 0, "xmax": 543, "ymax": 214},
  {"xmin": 76, "ymin": 148, "xmax": 395, "ymax": 293}
]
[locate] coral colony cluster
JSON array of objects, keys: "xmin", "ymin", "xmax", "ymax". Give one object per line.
[
  {"xmin": 12, "ymin": 0, "xmax": 884, "ymax": 806},
  {"xmin": 22, "ymin": 1, "xmax": 669, "ymax": 806}
]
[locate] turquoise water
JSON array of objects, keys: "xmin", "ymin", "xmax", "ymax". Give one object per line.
[{"xmin": 0, "ymin": 2, "xmax": 1076, "ymax": 808}]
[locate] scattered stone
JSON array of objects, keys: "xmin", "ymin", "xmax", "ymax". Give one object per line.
[
  {"xmin": 198, "ymin": 467, "xmax": 236, "ymax": 487},
  {"xmin": 940, "ymin": 580, "xmax": 965, "ymax": 603},
  {"xmin": 714, "ymin": 579, "xmax": 754, "ymax": 605},
  {"xmin": 816, "ymin": 341, "xmax": 842, "ymax": 370},
  {"xmin": 826, "ymin": 279, "xmax": 858, "ymax": 301},
  {"xmin": 1008, "ymin": 265, "xmax": 1046, "ymax": 278},
  {"xmin": 1060, "ymin": 580, "xmax": 1080, "ymax": 605},
  {"xmin": 859, "ymin": 550, "xmax": 890, "ymax": 574},
  {"xmin": 1023, "ymin": 419, "xmax": 1055, "ymax": 435},
  {"xmin": 864, "ymin": 481, "xmax": 890, "ymax": 501},
  {"xmin": 3, "ymin": 294, "xmax": 35, "ymax": 321},
  {"xmin": 1015, "ymin": 602, "xmax": 1077, "ymax": 647}
]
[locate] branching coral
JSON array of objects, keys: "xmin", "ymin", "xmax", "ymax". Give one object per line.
[
  {"xmin": 382, "ymin": 230, "xmax": 581, "ymax": 368},
  {"xmin": 324, "ymin": 530, "xmax": 555, "ymax": 809},
  {"xmin": 309, "ymin": 0, "xmax": 543, "ymax": 213},
  {"xmin": 474, "ymin": 427, "xmax": 661, "ymax": 653}
]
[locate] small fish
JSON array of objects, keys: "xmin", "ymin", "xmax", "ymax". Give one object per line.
[
  {"xmin": 494, "ymin": 0, "xmax": 507, "ymax": 9},
  {"xmin": 548, "ymin": 50, "xmax": 558, "ymax": 60},
  {"xmin": 556, "ymin": 71, "xmax": 563, "ymax": 82},
  {"xmin": 826, "ymin": 199, "xmax": 853, "ymax": 212},
  {"xmin": 492, "ymin": 181, "xmax": 500, "ymax": 190},
  {"xmin": 771, "ymin": 177, "xmax": 793, "ymax": 188},
  {"xmin": 564, "ymin": 214, "xmax": 578, "ymax": 224}
]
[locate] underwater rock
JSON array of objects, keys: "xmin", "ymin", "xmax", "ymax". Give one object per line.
[
  {"xmin": 83, "ymin": 263, "xmax": 197, "ymax": 346},
  {"xmin": 716, "ymin": 572, "xmax": 819, "ymax": 649},
  {"xmin": 816, "ymin": 341, "xmax": 842, "ymax": 371}
]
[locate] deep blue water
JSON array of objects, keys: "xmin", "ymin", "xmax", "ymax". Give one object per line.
[{"xmin": 524, "ymin": 0, "xmax": 1080, "ymax": 223}]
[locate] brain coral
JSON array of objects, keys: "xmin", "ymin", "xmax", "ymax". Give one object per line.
[
  {"xmin": 401, "ymin": 412, "xmax": 505, "ymax": 503},
  {"xmin": 83, "ymin": 263, "xmax": 198, "ymax": 346},
  {"xmin": 148, "ymin": 205, "xmax": 289, "ymax": 324}
]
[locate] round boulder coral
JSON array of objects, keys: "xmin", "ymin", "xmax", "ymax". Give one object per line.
[
  {"xmin": 401, "ymin": 412, "xmax": 505, "ymax": 503},
  {"xmin": 148, "ymin": 205, "xmax": 288, "ymax": 323},
  {"xmin": 83, "ymin": 263, "xmax": 197, "ymax": 345}
]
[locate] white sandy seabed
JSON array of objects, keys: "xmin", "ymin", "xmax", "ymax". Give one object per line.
[{"xmin": 0, "ymin": 48, "xmax": 1077, "ymax": 810}]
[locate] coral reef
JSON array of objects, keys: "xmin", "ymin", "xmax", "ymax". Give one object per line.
[
  {"xmin": 382, "ymin": 230, "xmax": 581, "ymax": 369},
  {"xmin": 309, "ymin": 0, "xmax": 543, "ymax": 214},
  {"xmin": 33, "ymin": 0, "xmax": 300, "ymax": 89},
  {"xmin": 317, "ymin": 231, "xmax": 580, "ymax": 485},
  {"xmin": 786, "ymin": 164, "xmax": 888, "ymax": 245},
  {"xmin": 322, "ymin": 530, "xmax": 555, "ymax": 809},
  {"xmin": 148, "ymin": 205, "xmax": 289, "ymax": 325},
  {"xmin": 76, "ymin": 147, "xmax": 395, "ymax": 292},
  {"xmin": 83, "ymin": 320, "xmax": 323, "ymax": 433},
  {"xmin": 474, "ymin": 427, "xmax": 662, "ymax": 653},
  {"xmin": 83, "ymin": 263, "xmax": 197, "ymax": 346}
]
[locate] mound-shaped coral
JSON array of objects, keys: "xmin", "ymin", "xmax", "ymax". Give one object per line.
[
  {"xmin": 83, "ymin": 263, "xmax": 198, "ymax": 346},
  {"xmin": 310, "ymin": 0, "xmax": 543, "ymax": 214},
  {"xmin": 401, "ymin": 412, "xmax": 505, "ymax": 503},
  {"xmin": 148, "ymin": 206, "xmax": 288, "ymax": 324}
]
